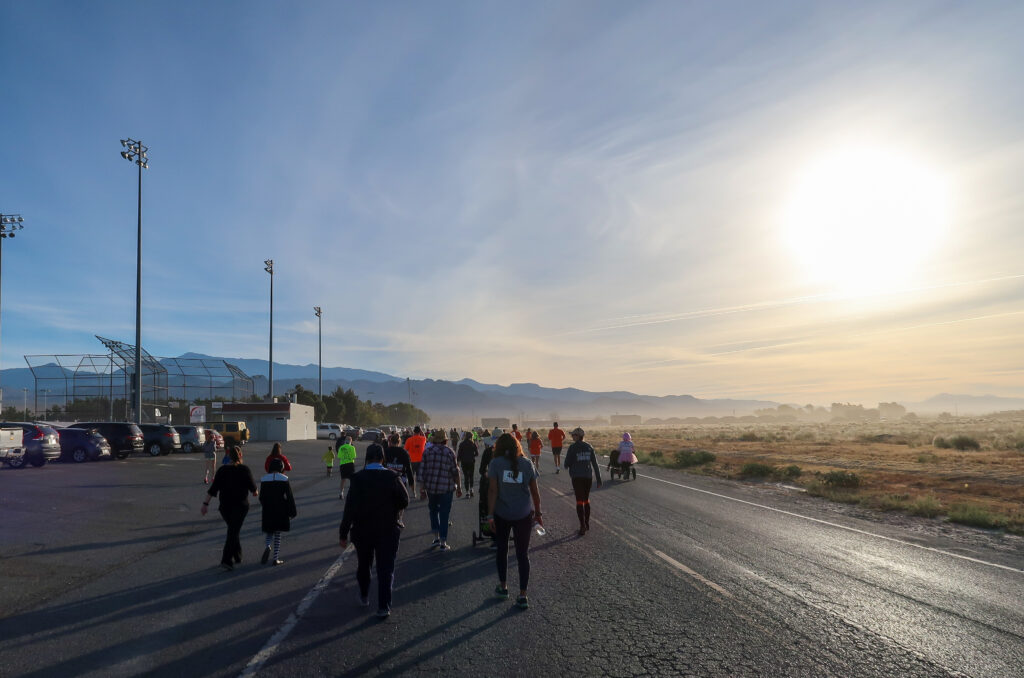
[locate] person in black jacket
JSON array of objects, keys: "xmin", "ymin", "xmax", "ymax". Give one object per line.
[
  {"xmin": 383, "ymin": 433, "xmax": 414, "ymax": 492},
  {"xmin": 201, "ymin": 446, "xmax": 258, "ymax": 571},
  {"xmin": 339, "ymin": 445, "xmax": 410, "ymax": 618},
  {"xmin": 259, "ymin": 457, "xmax": 297, "ymax": 566},
  {"xmin": 457, "ymin": 432, "xmax": 479, "ymax": 498}
]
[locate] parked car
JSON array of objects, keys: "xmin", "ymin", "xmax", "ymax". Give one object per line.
[
  {"xmin": 204, "ymin": 421, "xmax": 250, "ymax": 446},
  {"xmin": 360, "ymin": 428, "xmax": 382, "ymax": 442},
  {"xmin": 57, "ymin": 427, "xmax": 112, "ymax": 463},
  {"xmin": 175, "ymin": 425, "xmax": 205, "ymax": 453},
  {"xmin": 138, "ymin": 424, "xmax": 182, "ymax": 456},
  {"xmin": 0, "ymin": 426, "xmax": 25, "ymax": 467},
  {"xmin": 317, "ymin": 423, "xmax": 343, "ymax": 440},
  {"xmin": 66, "ymin": 422, "xmax": 144, "ymax": 459},
  {"xmin": 0, "ymin": 422, "xmax": 62, "ymax": 468},
  {"xmin": 342, "ymin": 425, "xmax": 363, "ymax": 440}
]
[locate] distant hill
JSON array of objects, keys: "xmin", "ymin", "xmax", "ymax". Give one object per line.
[{"xmin": 5, "ymin": 353, "xmax": 1022, "ymax": 421}]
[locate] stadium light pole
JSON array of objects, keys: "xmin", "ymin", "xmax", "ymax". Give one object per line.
[
  {"xmin": 265, "ymin": 259, "xmax": 274, "ymax": 401},
  {"xmin": 314, "ymin": 306, "xmax": 322, "ymax": 400},
  {"xmin": 0, "ymin": 212, "xmax": 27, "ymax": 412},
  {"xmin": 120, "ymin": 139, "xmax": 148, "ymax": 424}
]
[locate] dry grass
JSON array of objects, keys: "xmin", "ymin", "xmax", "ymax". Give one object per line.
[{"xmin": 586, "ymin": 417, "xmax": 1024, "ymax": 534}]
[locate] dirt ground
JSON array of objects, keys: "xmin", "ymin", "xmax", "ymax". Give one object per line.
[{"xmin": 583, "ymin": 417, "xmax": 1024, "ymax": 533}]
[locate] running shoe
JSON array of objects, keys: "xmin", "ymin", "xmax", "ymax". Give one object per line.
[
  {"xmin": 376, "ymin": 608, "xmax": 391, "ymax": 619},
  {"xmin": 438, "ymin": 543, "xmax": 452, "ymax": 552},
  {"xmin": 516, "ymin": 595, "xmax": 529, "ymax": 610},
  {"xmin": 577, "ymin": 528, "xmax": 586, "ymax": 537},
  {"xmin": 495, "ymin": 585, "xmax": 509, "ymax": 599},
  {"xmin": 261, "ymin": 546, "xmax": 271, "ymax": 565},
  {"xmin": 220, "ymin": 563, "xmax": 233, "ymax": 572},
  {"xmin": 357, "ymin": 593, "xmax": 369, "ymax": 607},
  {"xmin": 430, "ymin": 537, "xmax": 441, "ymax": 547},
  {"xmin": 271, "ymin": 559, "xmax": 285, "ymax": 566}
]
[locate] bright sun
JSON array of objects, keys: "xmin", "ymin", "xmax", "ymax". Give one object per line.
[{"xmin": 782, "ymin": 146, "xmax": 951, "ymax": 294}]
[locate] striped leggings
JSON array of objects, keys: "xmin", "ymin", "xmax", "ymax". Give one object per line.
[{"xmin": 264, "ymin": 532, "xmax": 282, "ymax": 559}]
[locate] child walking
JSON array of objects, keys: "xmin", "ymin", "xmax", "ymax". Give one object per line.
[
  {"xmin": 259, "ymin": 457, "xmax": 297, "ymax": 566},
  {"xmin": 528, "ymin": 431, "xmax": 543, "ymax": 474},
  {"xmin": 322, "ymin": 444, "xmax": 336, "ymax": 477},
  {"xmin": 617, "ymin": 432, "xmax": 638, "ymax": 481}
]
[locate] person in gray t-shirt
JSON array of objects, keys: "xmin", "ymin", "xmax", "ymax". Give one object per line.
[{"xmin": 486, "ymin": 433, "xmax": 542, "ymax": 610}]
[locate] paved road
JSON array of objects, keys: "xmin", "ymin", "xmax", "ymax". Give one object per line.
[{"xmin": 1, "ymin": 440, "xmax": 1022, "ymax": 677}]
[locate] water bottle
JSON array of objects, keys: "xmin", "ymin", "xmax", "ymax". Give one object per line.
[{"xmin": 534, "ymin": 521, "xmax": 546, "ymax": 537}]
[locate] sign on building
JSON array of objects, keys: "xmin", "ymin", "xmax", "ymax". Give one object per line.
[{"xmin": 190, "ymin": 405, "xmax": 206, "ymax": 423}]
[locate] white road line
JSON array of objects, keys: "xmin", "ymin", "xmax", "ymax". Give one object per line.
[
  {"xmin": 239, "ymin": 546, "xmax": 353, "ymax": 677},
  {"xmin": 636, "ymin": 471, "xmax": 1024, "ymax": 575},
  {"xmin": 653, "ymin": 550, "xmax": 733, "ymax": 598}
]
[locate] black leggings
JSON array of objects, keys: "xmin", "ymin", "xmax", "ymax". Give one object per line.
[
  {"xmin": 494, "ymin": 512, "xmax": 533, "ymax": 591},
  {"xmin": 219, "ymin": 504, "xmax": 248, "ymax": 565},
  {"xmin": 572, "ymin": 477, "xmax": 593, "ymax": 528},
  {"xmin": 460, "ymin": 461, "xmax": 475, "ymax": 491}
]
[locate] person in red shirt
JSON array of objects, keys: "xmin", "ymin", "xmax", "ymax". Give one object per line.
[
  {"xmin": 404, "ymin": 426, "xmax": 427, "ymax": 491},
  {"xmin": 511, "ymin": 424, "xmax": 523, "ymax": 444},
  {"xmin": 547, "ymin": 422, "xmax": 566, "ymax": 474},
  {"xmin": 264, "ymin": 442, "xmax": 292, "ymax": 473},
  {"xmin": 528, "ymin": 431, "xmax": 543, "ymax": 474}
]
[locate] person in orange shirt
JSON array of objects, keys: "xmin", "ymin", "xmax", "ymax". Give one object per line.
[
  {"xmin": 511, "ymin": 424, "xmax": 523, "ymax": 444},
  {"xmin": 404, "ymin": 426, "xmax": 428, "ymax": 494},
  {"xmin": 547, "ymin": 422, "xmax": 566, "ymax": 474},
  {"xmin": 528, "ymin": 431, "xmax": 543, "ymax": 474}
]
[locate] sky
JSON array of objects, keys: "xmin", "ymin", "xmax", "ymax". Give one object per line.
[{"xmin": 2, "ymin": 1, "xmax": 1023, "ymax": 405}]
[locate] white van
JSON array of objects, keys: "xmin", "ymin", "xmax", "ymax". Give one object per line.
[{"xmin": 317, "ymin": 423, "xmax": 343, "ymax": 440}]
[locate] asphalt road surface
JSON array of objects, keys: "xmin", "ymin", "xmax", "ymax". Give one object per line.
[{"xmin": 1, "ymin": 439, "xmax": 1022, "ymax": 677}]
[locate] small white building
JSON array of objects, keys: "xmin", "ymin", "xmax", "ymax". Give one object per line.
[{"xmin": 220, "ymin": 402, "xmax": 316, "ymax": 442}]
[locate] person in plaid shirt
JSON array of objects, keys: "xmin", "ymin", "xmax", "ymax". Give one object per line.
[{"xmin": 416, "ymin": 430, "xmax": 463, "ymax": 551}]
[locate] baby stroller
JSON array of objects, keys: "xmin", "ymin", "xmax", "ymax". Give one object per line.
[{"xmin": 471, "ymin": 477, "xmax": 496, "ymax": 546}]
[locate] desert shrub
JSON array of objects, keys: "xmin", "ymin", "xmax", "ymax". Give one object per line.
[
  {"xmin": 782, "ymin": 464, "xmax": 802, "ymax": 479},
  {"xmin": 740, "ymin": 462, "xmax": 774, "ymax": 477},
  {"xmin": 933, "ymin": 437, "xmax": 951, "ymax": 449},
  {"xmin": 793, "ymin": 431, "xmax": 815, "ymax": 441},
  {"xmin": 673, "ymin": 449, "xmax": 716, "ymax": 468},
  {"xmin": 907, "ymin": 494, "xmax": 942, "ymax": 518},
  {"xmin": 949, "ymin": 435, "xmax": 980, "ymax": 451},
  {"xmin": 804, "ymin": 480, "xmax": 861, "ymax": 503},
  {"xmin": 738, "ymin": 432, "xmax": 760, "ymax": 442},
  {"xmin": 868, "ymin": 494, "xmax": 909, "ymax": 511},
  {"xmin": 823, "ymin": 471, "xmax": 861, "ymax": 488},
  {"xmin": 647, "ymin": 450, "xmax": 663, "ymax": 460},
  {"xmin": 1015, "ymin": 440, "xmax": 1024, "ymax": 451},
  {"xmin": 916, "ymin": 453, "xmax": 938, "ymax": 464},
  {"xmin": 947, "ymin": 503, "xmax": 1007, "ymax": 529}
]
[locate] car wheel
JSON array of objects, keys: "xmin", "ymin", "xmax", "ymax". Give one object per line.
[
  {"xmin": 329, "ymin": 433, "xmax": 336, "ymax": 440},
  {"xmin": 72, "ymin": 447, "xmax": 89, "ymax": 463},
  {"xmin": 149, "ymin": 443, "xmax": 162, "ymax": 457},
  {"xmin": 183, "ymin": 442, "xmax": 194, "ymax": 453},
  {"xmin": 7, "ymin": 455, "xmax": 26, "ymax": 469},
  {"xmin": 29, "ymin": 454, "xmax": 46, "ymax": 467},
  {"xmin": 115, "ymin": 449, "xmax": 130, "ymax": 460}
]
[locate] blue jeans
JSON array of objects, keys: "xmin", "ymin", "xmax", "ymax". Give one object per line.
[{"xmin": 427, "ymin": 491, "xmax": 454, "ymax": 542}]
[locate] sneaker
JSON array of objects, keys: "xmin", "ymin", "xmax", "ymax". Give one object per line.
[
  {"xmin": 495, "ymin": 585, "xmax": 509, "ymax": 599},
  {"xmin": 430, "ymin": 537, "xmax": 441, "ymax": 547},
  {"xmin": 261, "ymin": 546, "xmax": 271, "ymax": 565},
  {"xmin": 516, "ymin": 595, "xmax": 529, "ymax": 610},
  {"xmin": 376, "ymin": 608, "xmax": 391, "ymax": 619},
  {"xmin": 357, "ymin": 593, "xmax": 369, "ymax": 607},
  {"xmin": 577, "ymin": 528, "xmax": 586, "ymax": 537},
  {"xmin": 271, "ymin": 559, "xmax": 284, "ymax": 566},
  {"xmin": 220, "ymin": 562, "xmax": 234, "ymax": 572},
  {"xmin": 556, "ymin": 468, "xmax": 560, "ymax": 474},
  {"xmin": 438, "ymin": 543, "xmax": 452, "ymax": 552}
]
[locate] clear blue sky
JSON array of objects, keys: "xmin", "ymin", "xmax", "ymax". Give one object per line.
[{"xmin": 2, "ymin": 1, "xmax": 1023, "ymax": 403}]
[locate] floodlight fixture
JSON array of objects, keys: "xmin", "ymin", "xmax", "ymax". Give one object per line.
[{"xmin": 120, "ymin": 137, "xmax": 149, "ymax": 423}]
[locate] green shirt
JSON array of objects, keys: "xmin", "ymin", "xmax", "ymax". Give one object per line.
[{"xmin": 336, "ymin": 443, "xmax": 357, "ymax": 465}]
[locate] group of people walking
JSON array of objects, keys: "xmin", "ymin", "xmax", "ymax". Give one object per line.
[{"xmin": 200, "ymin": 422, "xmax": 624, "ymax": 617}]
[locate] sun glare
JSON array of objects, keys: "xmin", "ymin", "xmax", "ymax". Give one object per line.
[{"xmin": 782, "ymin": 146, "xmax": 950, "ymax": 295}]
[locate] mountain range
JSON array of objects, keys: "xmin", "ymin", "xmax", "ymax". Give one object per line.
[{"xmin": 4, "ymin": 352, "xmax": 1023, "ymax": 420}]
